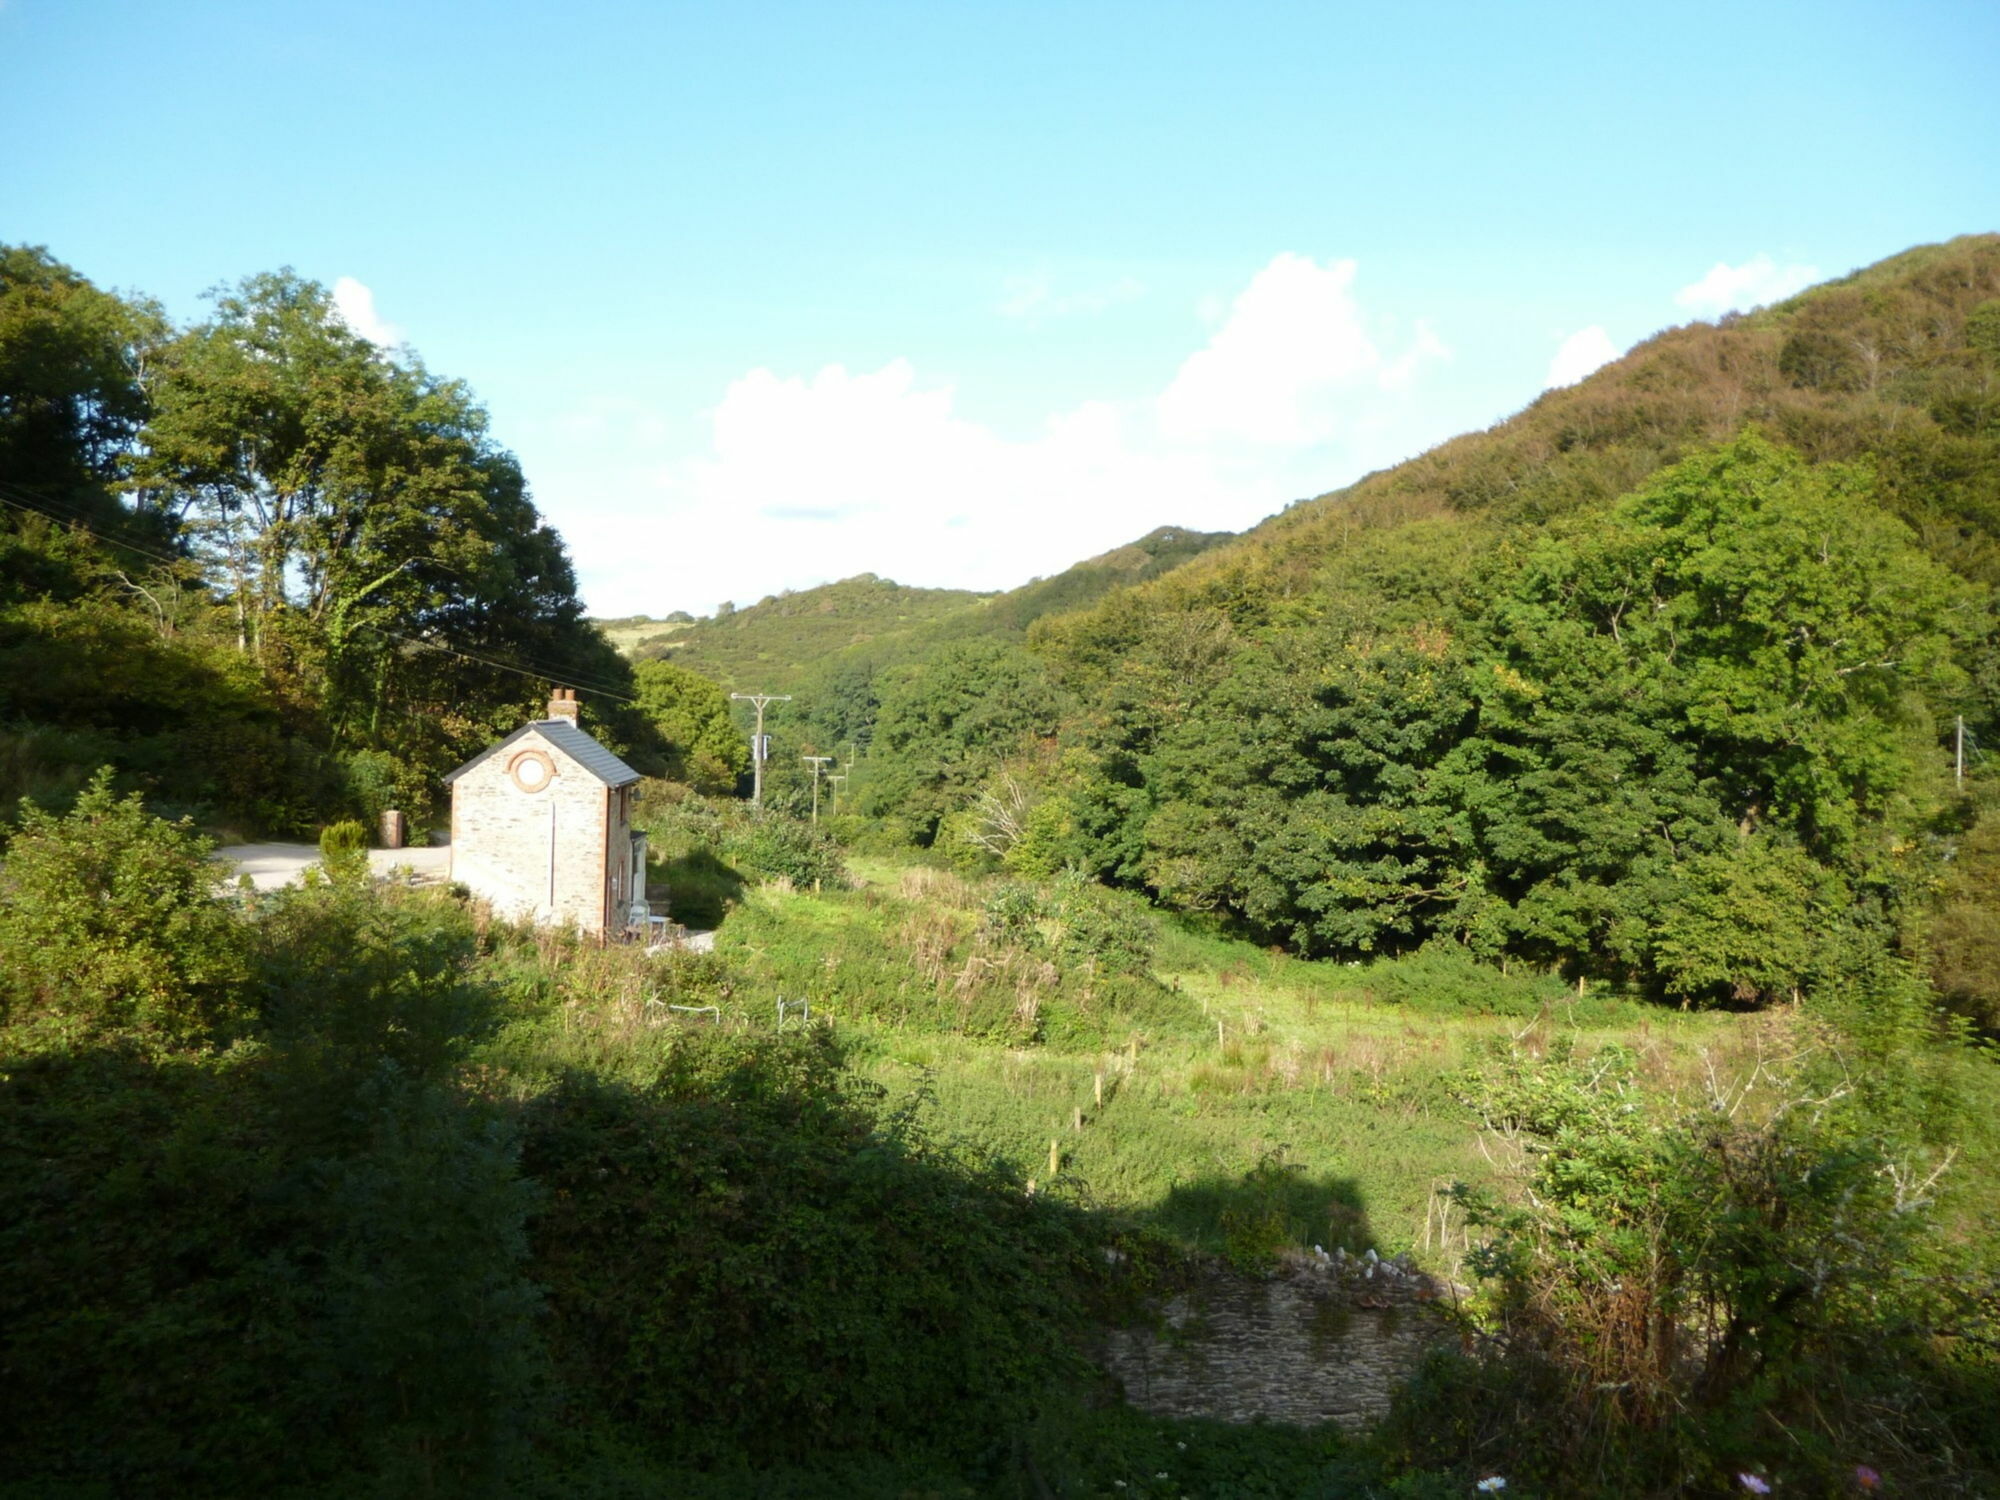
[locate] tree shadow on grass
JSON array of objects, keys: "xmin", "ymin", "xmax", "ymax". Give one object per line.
[
  {"xmin": 653, "ymin": 848, "xmax": 747, "ymax": 931},
  {"xmin": 1142, "ymin": 1156, "xmax": 1376, "ymax": 1265}
]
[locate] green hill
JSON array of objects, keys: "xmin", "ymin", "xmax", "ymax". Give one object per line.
[
  {"xmin": 609, "ymin": 573, "xmax": 993, "ymax": 689},
  {"xmin": 1067, "ymin": 234, "xmax": 2000, "ymax": 626},
  {"xmin": 602, "ymin": 525, "xmax": 1233, "ymax": 695},
  {"xmin": 837, "ymin": 234, "xmax": 2000, "ymax": 1017}
]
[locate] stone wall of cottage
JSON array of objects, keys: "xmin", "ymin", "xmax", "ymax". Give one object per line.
[
  {"xmin": 1097, "ymin": 1251, "xmax": 1458, "ymax": 1432},
  {"xmin": 450, "ymin": 727, "xmax": 610, "ymax": 931},
  {"xmin": 606, "ymin": 783, "xmax": 634, "ymax": 920}
]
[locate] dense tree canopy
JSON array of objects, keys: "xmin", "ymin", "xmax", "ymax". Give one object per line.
[
  {"xmin": 633, "ymin": 658, "xmax": 749, "ymax": 793},
  {"xmin": 1069, "ymin": 436, "xmax": 1973, "ymax": 999},
  {"xmin": 841, "ymin": 238, "xmax": 2000, "ymax": 1016},
  {"xmin": 1, "ymin": 248, "xmax": 651, "ymax": 829}
]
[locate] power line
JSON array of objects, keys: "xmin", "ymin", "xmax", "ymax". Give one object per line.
[
  {"xmin": 356, "ymin": 621, "xmax": 641, "ymax": 706},
  {"xmin": 0, "ymin": 485, "xmax": 191, "ymax": 572}
]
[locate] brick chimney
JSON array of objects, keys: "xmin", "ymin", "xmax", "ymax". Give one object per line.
[{"xmin": 546, "ymin": 687, "xmax": 580, "ymax": 723}]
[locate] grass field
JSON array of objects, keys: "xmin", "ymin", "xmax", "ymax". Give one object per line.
[
  {"xmin": 648, "ymin": 853, "xmax": 1980, "ymax": 1275},
  {"xmin": 593, "ymin": 616, "xmax": 693, "ymax": 655}
]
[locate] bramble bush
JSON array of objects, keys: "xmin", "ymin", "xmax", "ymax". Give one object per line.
[{"xmin": 1383, "ymin": 1009, "xmax": 1995, "ymax": 1495}]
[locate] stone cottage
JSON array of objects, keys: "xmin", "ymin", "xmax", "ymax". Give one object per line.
[{"xmin": 443, "ymin": 689, "xmax": 647, "ymax": 937}]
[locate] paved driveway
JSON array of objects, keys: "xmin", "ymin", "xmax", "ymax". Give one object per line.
[{"xmin": 213, "ymin": 841, "xmax": 451, "ymax": 890}]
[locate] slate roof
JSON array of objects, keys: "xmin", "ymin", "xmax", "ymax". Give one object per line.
[{"xmin": 443, "ymin": 718, "xmax": 643, "ymax": 789}]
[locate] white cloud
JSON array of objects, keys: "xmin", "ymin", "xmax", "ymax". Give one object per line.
[
  {"xmin": 332, "ymin": 276, "xmax": 404, "ymax": 348},
  {"xmin": 1545, "ymin": 325, "xmax": 1622, "ymax": 389},
  {"xmin": 1674, "ymin": 254, "xmax": 1820, "ymax": 318},
  {"xmin": 1159, "ymin": 255, "xmax": 1398, "ymax": 445},
  {"xmin": 996, "ymin": 273, "xmax": 1145, "ymax": 322},
  {"xmin": 538, "ymin": 252, "xmax": 1465, "ymax": 616}
]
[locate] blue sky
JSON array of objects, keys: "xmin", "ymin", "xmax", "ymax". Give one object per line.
[{"xmin": 5, "ymin": 0, "xmax": 1997, "ymax": 616}]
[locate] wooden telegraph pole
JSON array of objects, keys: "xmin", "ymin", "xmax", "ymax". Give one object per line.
[
  {"xmin": 730, "ymin": 692, "xmax": 792, "ymax": 808},
  {"xmin": 802, "ymin": 756, "xmax": 833, "ymax": 824}
]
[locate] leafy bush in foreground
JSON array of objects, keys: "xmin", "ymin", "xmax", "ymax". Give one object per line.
[
  {"xmin": 1384, "ymin": 1010, "xmax": 1996, "ymax": 1495},
  {"xmin": 0, "ymin": 768, "xmax": 249, "ymax": 1041},
  {"xmin": 521, "ymin": 1029, "xmax": 1104, "ymax": 1469}
]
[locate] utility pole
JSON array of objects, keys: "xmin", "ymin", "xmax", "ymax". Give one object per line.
[
  {"xmin": 826, "ymin": 773, "xmax": 847, "ymax": 815},
  {"xmin": 802, "ymin": 756, "xmax": 833, "ymax": 824},
  {"xmin": 730, "ymin": 692, "xmax": 792, "ymax": 808},
  {"xmin": 1957, "ymin": 715, "xmax": 1966, "ymax": 791}
]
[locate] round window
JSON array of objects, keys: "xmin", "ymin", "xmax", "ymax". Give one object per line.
[{"xmin": 509, "ymin": 749, "xmax": 556, "ymax": 793}]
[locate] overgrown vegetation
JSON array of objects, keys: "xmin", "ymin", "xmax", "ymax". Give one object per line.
[
  {"xmin": 0, "ymin": 787, "xmax": 1147, "ymax": 1495},
  {"xmin": 9, "ymin": 235, "xmax": 2000, "ymax": 1493},
  {"xmin": 6, "ymin": 773, "xmax": 1996, "ymax": 1495}
]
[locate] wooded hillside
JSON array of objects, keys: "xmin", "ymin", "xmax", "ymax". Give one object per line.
[{"xmin": 829, "ymin": 236, "xmax": 2000, "ymax": 1019}]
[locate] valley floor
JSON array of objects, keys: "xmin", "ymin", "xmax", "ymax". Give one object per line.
[{"xmin": 696, "ymin": 856, "xmax": 2000, "ymax": 1271}]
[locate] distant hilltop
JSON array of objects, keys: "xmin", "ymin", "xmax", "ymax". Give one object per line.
[{"xmin": 590, "ymin": 524, "xmax": 1233, "ymax": 693}]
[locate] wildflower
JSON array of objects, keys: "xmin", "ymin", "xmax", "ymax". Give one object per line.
[
  {"xmin": 1175, "ymin": 1442, "xmax": 1186, "ymax": 1451},
  {"xmin": 1855, "ymin": 1467, "xmax": 1881, "ymax": 1492},
  {"xmin": 1476, "ymin": 1479, "xmax": 1508, "ymax": 1493},
  {"xmin": 1739, "ymin": 1477, "xmax": 1771, "ymax": 1496},
  {"xmin": 1155, "ymin": 1474, "xmax": 1168, "ymax": 1481}
]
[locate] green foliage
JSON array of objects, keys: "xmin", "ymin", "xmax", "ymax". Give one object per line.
[
  {"xmin": 1077, "ymin": 434, "xmax": 1974, "ymax": 1007},
  {"xmin": 1180, "ymin": 1147, "xmax": 1358, "ymax": 1270},
  {"xmin": 1960, "ymin": 297, "xmax": 2000, "ymax": 365},
  {"xmin": 132, "ymin": 267, "xmax": 655, "ymax": 775},
  {"xmin": 631, "ymin": 658, "xmax": 748, "ymax": 792},
  {"xmin": 0, "ymin": 242, "xmax": 162, "ymax": 498},
  {"xmin": 317, "ymin": 817, "xmax": 369, "ymax": 884},
  {"xmin": 0, "ymin": 769, "xmax": 249, "ymax": 1041},
  {"xmin": 3, "ymin": 244, "xmax": 656, "ymax": 834},
  {"xmin": 253, "ymin": 878, "xmax": 506, "ymax": 1081},
  {"xmin": 1386, "ymin": 1026, "xmax": 1992, "ymax": 1493},
  {"xmin": 521, "ymin": 1029, "xmax": 1101, "ymax": 1468},
  {"xmin": 860, "ymin": 639, "xmax": 1069, "ymax": 845},
  {"xmin": 1648, "ymin": 837, "xmax": 1836, "ymax": 1003},
  {"xmin": 628, "ymin": 571, "xmax": 991, "ymax": 687},
  {"xmin": 1930, "ymin": 796, "xmax": 2000, "ymax": 1032},
  {"xmin": 634, "ymin": 784, "xmax": 848, "ymax": 924},
  {"xmin": 0, "ymin": 879, "xmax": 543, "ymax": 1496},
  {"xmin": 339, "ymin": 746, "xmax": 433, "ymax": 828},
  {"xmin": 728, "ymin": 809, "xmax": 849, "ymax": 887},
  {"xmin": 1364, "ymin": 941, "xmax": 1577, "ymax": 1017}
]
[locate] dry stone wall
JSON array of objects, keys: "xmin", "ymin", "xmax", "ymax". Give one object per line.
[{"xmin": 1097, "ymin": 1250, "xmax": 1458, "ymax": 1432}]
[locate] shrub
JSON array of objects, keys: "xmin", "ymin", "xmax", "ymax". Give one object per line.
[
  {"xmin": 1395, "ymin": 1032, "xmax": 1992, "ymax": 1493},
  {"xmin": 728, "ymin": 811, "xmax": 848, "ymax": 889},
  {"xmin": 0, "ymin": 879, "xmax": 541, "ymax": 1497},
  {"xmin": 519, "ymin": 1028, "xmax": 1099, "ymax": 1467},
  {"xmin": 252, "ymin": 883, "xmax": 499, "ymax": 1082},
  {"xmin": 340, "ymin": 747, "xmax": 433, "ymax": 829},
  {"xmin": 0, "ymin": 769, "xmax": 249, "ymax": 1042},
  {"xmin": 1364, "ymin": 941, "xmax": 1572, "ymax": 1017},
  {"xmin": 318, "ymin": 817, "xmax": 369, "ymax": 884}
]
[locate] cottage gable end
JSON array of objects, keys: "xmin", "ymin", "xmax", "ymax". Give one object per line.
[{"xmin": 445, "ymin": 700, "xmax": 642, "ymax": 936}]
